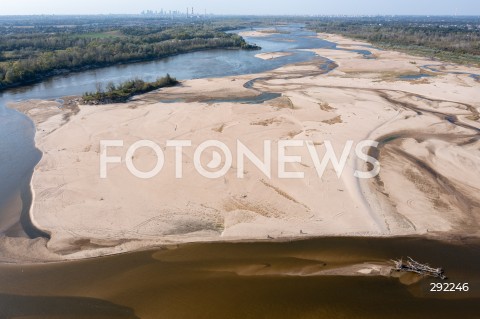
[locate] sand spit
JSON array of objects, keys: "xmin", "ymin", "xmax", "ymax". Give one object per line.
[
  {"xmin": 255, "ymin": 52, "xmax": 293, "ymax": 60},
  {"xmin": 238, "ymin": 30, "xmax": 286, "ymax": 38},
  {"xmin": 3, "ymin": 32, "xmax": 480, "ymax": 261}
]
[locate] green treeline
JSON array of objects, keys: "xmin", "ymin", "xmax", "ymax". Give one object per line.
[
  {"xmin": 309, "ymin": 17, "xmax": 480, "ymax": 66},
  {"xmin": 0, "ymin": 25, "xmax": 259, "ymax": 90},
  {"xmin": 82, "ymin": 74, "xmax": 179, "ymax": 104}
]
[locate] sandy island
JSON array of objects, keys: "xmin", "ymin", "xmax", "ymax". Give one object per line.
[
  {"xmin": 2, "ymin": 32, "xmax": 480, "ymax": 262},
  {"xmin": 255, "ymin": 51, "xmax": 293, "ymax": 60}
]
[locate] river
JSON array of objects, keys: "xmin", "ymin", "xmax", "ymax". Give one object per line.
[
  {"xmin": 0, "ymin": 25, "xmax": 478, "ymax": 318},
  {"xmin": 0, "ymin": 236, "xmax": 479, "ymax": 318}
]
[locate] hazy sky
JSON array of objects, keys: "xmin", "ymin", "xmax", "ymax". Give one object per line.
[{"xmin": 1, "ymin": 0, "xmax": 480, "ymax": 16}]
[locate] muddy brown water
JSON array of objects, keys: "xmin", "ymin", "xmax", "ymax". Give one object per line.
[{"xmin": 0, "ymin": 236, "xmax": 479, "ymax": 319}]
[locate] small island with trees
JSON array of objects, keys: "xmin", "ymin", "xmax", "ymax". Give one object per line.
[{"xmin": 82, "ymin": 74, "xmax": 178, "ymax": 104}]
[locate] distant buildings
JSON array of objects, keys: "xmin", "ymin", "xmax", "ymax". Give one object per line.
[{"xmin": 141, "ymin": 7, "xmax": 209, "ymax": 19}]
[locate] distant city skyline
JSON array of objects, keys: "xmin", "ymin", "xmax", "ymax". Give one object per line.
[{"xmin": 2, "ymin": 0, "xmax": 480, "ymax": 16}]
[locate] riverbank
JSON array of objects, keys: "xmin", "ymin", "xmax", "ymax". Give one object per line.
[{"xmin": 3, "ymin": 31, "xmax": 480, "ymax": 262}]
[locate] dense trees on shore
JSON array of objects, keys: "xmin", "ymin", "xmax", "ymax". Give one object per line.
[
  {"xmin": 309, "ymin": 16, "xmax": 480, "ymax": 65},
  {"xmin": 5, "ymin": 14, "xmax": 477, "ymax": 90},
  {"xmin": 0, "ymin": 23, "xmax": 259, "ymax": 90}
]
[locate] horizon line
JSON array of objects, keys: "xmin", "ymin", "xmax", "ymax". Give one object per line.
[{"xmin": 1, "ymin": 13, "xmax": 479, "ymax": 17}]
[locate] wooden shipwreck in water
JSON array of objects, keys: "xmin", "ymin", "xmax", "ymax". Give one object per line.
[{"xmin": 392, "ymin": 257, "xmax": 447, "ymax": 280}]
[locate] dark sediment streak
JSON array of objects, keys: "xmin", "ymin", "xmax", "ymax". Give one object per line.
[
  {"xmin": 0, "ymin": 293, "xmax": 139, "ymax": 319},
  {"xmin": 19, "ymin": 170, "xmax": 51, "ymax": 239}
]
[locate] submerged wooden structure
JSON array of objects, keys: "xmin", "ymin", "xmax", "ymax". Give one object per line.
[{"xmin": 392, "ymin": 257, "xmax": 447, "ymax": 280}]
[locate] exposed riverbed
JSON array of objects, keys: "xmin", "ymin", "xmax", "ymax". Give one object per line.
[{"xmin": 0, "ymin": 25, "xmax": 342, "ymax": 238}]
